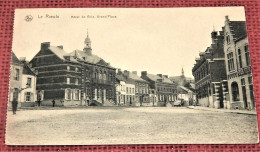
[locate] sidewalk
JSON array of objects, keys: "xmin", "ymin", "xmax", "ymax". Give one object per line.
[{"xmin": 187, "ymin": 106, "xmax": 257, "ymax": 115}]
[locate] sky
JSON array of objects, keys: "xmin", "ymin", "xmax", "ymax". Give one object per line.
[{"xmin": 12, "ymin": 7, "xmax": 246, "ymax": 78}]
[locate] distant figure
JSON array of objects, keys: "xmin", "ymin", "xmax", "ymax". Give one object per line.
[
  {"xmin": 37, "ymin": 99, "xmax": 41, "ymax": 107},
  {"xmin": 12, "ymin": 100, "xmax": 18, "ymax": 115},
  {"xmin": 52, "ymin": 99, "xmax": 55, "ymax": 107}
]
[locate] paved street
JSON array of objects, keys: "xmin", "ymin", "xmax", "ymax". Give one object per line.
[{"xmin": 5, "ymin": 107, "xmax": 258, "ymax": 145}]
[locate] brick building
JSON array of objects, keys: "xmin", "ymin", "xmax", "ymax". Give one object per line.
[
  {"xmin": 141, "ymin": 71, "xmax": 177, "ymax": 106},
  {"xmin": 192, "ymin": 29, "xmax": 227, "ymax": 108},
  {"xmin": 30, "ymin": 33, "xmax": 116, "ymax": 106},
  {"xmin": 223, "ymin": 16, "xmax": 255, "ymax": 110}
]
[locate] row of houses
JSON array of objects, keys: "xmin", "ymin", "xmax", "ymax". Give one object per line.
[
  {"xmin": 9, "ymin": 32, "xmax": 195, "ymax": 107},
  {"xmin": 192, "ymin": 16, "xmax": 255, "ymax": 110}
]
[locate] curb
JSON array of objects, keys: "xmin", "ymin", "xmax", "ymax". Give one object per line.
[{"xmin": 187, "ymin": 106, "xmax": 256, "ymax": 115}]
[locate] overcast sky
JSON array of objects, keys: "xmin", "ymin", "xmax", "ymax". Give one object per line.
[{"xmin": 13, "ymin": 7, "xmax": 246, "ymax": 78}]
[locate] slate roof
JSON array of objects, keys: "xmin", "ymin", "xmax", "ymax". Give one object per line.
[
  {"xmin": 49, "ymin": 46, "xmax": 68, "ymax": 60},
  {"xmin": 229, "ymin": 21, "xmax": 247, "ymax": 41},
  {"xmin": 11, "ymin": 52, "xmax": 22, "ymax": 65},
  {"xmin": 116, "ymin": 74, "xmax": 126, "ymax": 82},
  {"xmin": 146, "ymin": 74, "xmax": 173, "ymax": 84},
  {"xmin": 21, "ymin": 61, "xmax": 36, "ymax": 76},
  {"xmin": 48, "ymin": 46, "xmax": 113, "ymax": 68},
  {"xmin": 178, "ymin": 86, "xmax": 193, "ymax": 94},
  {"xmin": 128, "ymin": 73, "xmax": 147, "ymax": 82}
]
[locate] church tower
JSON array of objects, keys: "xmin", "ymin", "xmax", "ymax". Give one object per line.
[{"xmin": 83, "ymin": 30, "xmax": 92, "ymax": 55}]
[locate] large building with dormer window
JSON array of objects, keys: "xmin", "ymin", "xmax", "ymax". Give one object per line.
[
  {"xmin": 192, "ymin": 29, "xmax": 227, "ymax": 109},
  {"xmin": 223, "ymin": 16, "xmax": 255, "ymax": 110},
  {"xmin": 30, "ymin": 32, "xmax": 116, "ymax": 106}
]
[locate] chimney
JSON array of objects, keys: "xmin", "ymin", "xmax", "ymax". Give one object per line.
[
  {"xmin": 57, "ymin": 45, "xmax": 63, "ymax": 49},
  {"xmin": 132, "ymin": 71, "xmax": 137, "ymax": 75},
  {"xmin": 117, "ymin": 68, "xmax": 122, "ymax": 74},
  {"xmin": 157, "ymin": 74, "xmax": 162, "ymax": 77},
  {"xmin": 163, "ymin": 75, "xmax": 168, "ymax": 78},
  {"xmin": 141, "ymin": 71, "xmax": 147, "ymax": 77},
  {"xmin": 124, "ymin": 70, "xmax": 130, "ymax": 78},
  {"xmin": 41, "ymin": 42, "xmax": 50, "ymax": 50},
  {"xmin": 225, "ymin": 15, "xmax": 229, "ymax": 21},
  {"xmin": 19, "ymin": 57, "xmax": 26, "ymax": 62},
  {"xmin": 211, "ymin": 31, "xmax": 218, "ymax": 44}
]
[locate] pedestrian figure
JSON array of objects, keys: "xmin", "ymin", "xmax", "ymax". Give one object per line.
[
  {"xmin": 12, "ymin": 100, "xmax": 18, "ymax": 115},
  {"xmin": 52, "ymin": 99, "xmax": 55, "ymax": 107},
  {"xmin": 38, "ymin": 98, "xmax": 41, "ymax": 107}
]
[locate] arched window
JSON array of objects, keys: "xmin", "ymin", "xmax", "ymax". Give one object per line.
[
  {"xmin": 103, "ymin": 71, "xmax": 107, "ymax": 81},
  {"xmin": 231, "ymin": 82, "xmax": 240, "ymax": 101}
]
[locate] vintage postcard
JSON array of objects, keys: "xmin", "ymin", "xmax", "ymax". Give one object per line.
[{"xmin": 6, "ymin": 7, "xmax": 258, "ymax": 145}]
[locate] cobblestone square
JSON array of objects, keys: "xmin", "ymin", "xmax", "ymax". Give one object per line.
[{"xmin": 5, "ymin": 107, "xmax": 258, "ymax": 145}]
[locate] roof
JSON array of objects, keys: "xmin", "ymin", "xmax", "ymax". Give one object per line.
[
  {"xmin": 48, "ymin": 46, "xmax": 114, "ymax": 68},
  {"xmin": 128, "ymin": 73, "xmax": 147, "ymax": 82},
  {"xmin": 116, "ymin": 74, "xmax": 126, "ymax": 82},
  {"xmin": 67, "ymin": 50, "xmax": 113, "ymax": 68},
  {"xmin": 178, "ymin": 86, "xmax": 193, "ymax": 94},
  {"xmin": 229, "ymin": 21, "xmax": 247, "ymax": 41},
  {"xmin": 21, "ymin": 61, "xmax": 36, "ymax": 76},
  {"xmin": 11, "ymin": 52, "xmax": 22, "ymax": 65},
  {"xmin": 49, "ymin": 46, "xmax": 68, "ymax": 60},
  {"xmin": 146, "ymin": 74, "xmax": 173, "ymax": 84}
]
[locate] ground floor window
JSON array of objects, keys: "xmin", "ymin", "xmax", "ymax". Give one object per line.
[
  {"xmin": 25, "ymin": 92, "xmax": 33, "ymax": 102},
  {"xmin": 74, "ymin": 90, "xmax": 80, "ymax": 100},
  {"xmin": 65, "ymin": 89, "xmax": 71, "ymax": 100}
]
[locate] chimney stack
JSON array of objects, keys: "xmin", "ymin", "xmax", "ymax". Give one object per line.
[
  {"xmin": 157, "ymin": 74, "xmax": 162, "ymax": 77},
  {"xmin": 132, "ymin": 71, "xmax": 137, "ymax": 75},
  {"xmin": 141, "ymin": 71, "xmax": 147, "ymax": 77},
  {"xmin": 57, "ymin": 45, "xmax": 63, "ymax": 49},
  {"xmin": 41, "ymin": 42, "xmax": 50, "ymax": 50}
]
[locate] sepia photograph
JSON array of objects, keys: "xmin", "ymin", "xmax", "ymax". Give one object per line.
[{"xmin": 6, "ymin": 7, "xmax": 258, "ymax": 145}]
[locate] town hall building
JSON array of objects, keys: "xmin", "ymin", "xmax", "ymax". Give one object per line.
[{"xmin": 30, "ymin": 32, "xmax": 116, "ymax": 106}]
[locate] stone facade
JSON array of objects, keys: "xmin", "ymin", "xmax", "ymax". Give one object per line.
[
  {"xmin": 20, "ymin": 59, "xmax": 37, "ymax": 107},
  {"xmin": 9, "ymin": 52, "xmax": 24, "ymax": 108},
  {"xmin": 115, "ymin": 71, "xmax": 135, "ymax": 106},
  {"xmin": 30, "ymin": 33, "xmax": 116, "ymax": 106},
  {"xmin": 223, "ymin": 16, "xmax": 255, "ymax": 110}
]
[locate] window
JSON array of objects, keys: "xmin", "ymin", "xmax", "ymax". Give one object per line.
[
  {"xmin": 244, "ymin": 45, "xmax": 250, "ymax": 66},
  {"xmin": 75, "ymin": 79, "xmax": 78, "ymax": 85},
  {"xmin": 103, "ymin": 73, "xmax": 106, "ymax": 80},
  {"xmin": 238, "ymin": 48, "xmax": 243, "ymax": 68},
  {"xmin": 67, "ymin": 78, "xmax": 70, "ymax": 84},
  {"xmin": 74, "ymin": 90, "xmax": 79, "ymax": 100},
  {"xmin": 27, "ymin": 78, "xmax": 32, "ymax": 88},
  {"xmin": 226, "ymin": 34, "xmax": 230, "ymax": 44},
  {"xmin": 126, "ymin": 87, "xmax": 128, "ymax": 93},
  {"xmin": 75, "ymin": 67, "xmax": 78, "ymax": 72},
  {"xmin": 227, "ymin": 52, "xmax": 235, "ymax": 71},
  {"xmin": 25, "ymin": 92, "xmax": 32, "ymax": 101},
  {"xmin": 14, "ymin": 68, "xmax": 19, "ymax": 80},
  {"xmin": 65, "ymin": 89, "xmax": 71, "ymax": 100},
  {"xmin": 67, "ymin": 66, "xmax": 70, "ymax": 71}
]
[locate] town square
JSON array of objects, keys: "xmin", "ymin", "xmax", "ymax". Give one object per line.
[
  {"xmin": 6, "ymin": 7, "xmax": 258, "ymax": 145},
  {"xmin": 6, "ymin": 107, "xmax": 258, "ymax": 145}
]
